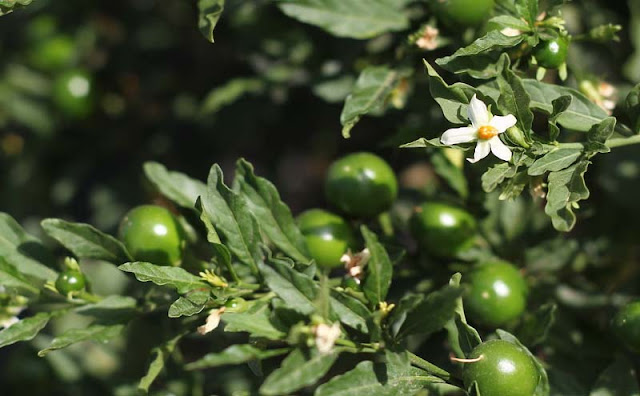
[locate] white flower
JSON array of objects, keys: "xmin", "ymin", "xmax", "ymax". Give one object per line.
[
  {"xmin": 440, "ymin": 95, "xmax": 517, "ymax": 163},
  {"xmin": 313, "ymin": 323, "xmax": 341, "ymax": 354}
]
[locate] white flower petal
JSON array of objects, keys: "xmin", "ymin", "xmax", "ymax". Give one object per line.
[
  {"xmin": 468, "ymin": 95, "xmax": 489, "ymax": 128},
  {"xmin": 490, "ymin": 114, "xmax": 517, "ymax": 133},
  {"xmin": 467, "ymin": 141, "xmax": 491, "ymax": 163},
  {"xmin": 441, "ymin": 127, "xmax": 477, "ymax": 145},
  {"xmin": 489, "ymin": 137, "xmax": 513, "ymax": 162}
]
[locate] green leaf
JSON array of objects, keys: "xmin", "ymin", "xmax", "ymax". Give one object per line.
[
  {"xmin": 446, "ymin": 273, "xmax": 481, "ymax": 357},
  {"xmin": 548, "ymin": 95, "xmax": 572, "ymax": 141},
  {"xmin": 0, "ymin": 258, "xmax": 41, "ymax": 294},
  {"xmin": 488, "ymin": 15, "xmax": 531, "ymax": 31},
  {"xmin": 496, "ymin": 330, "xmax": 549, "ymax": 396},
  {"xmin": 515, "ymin": 0, "xmax": 539, "ymax": 25},
  {"xmin": 341, "ymin": 66, "xmax": 402, "ymax": 138},
  {"xmin": 118, "ymin": 262, "xmax": 207, "ymax": 294},
  {"xmin": 202, "ymin": 165, "xmax": 262, "ymax": 274},
  {"xmin": 194, "ymin": 198, "xmax": 233, "ymax": 278},
  {"xmin": 497, "ymin": 54, "xmax": 534, "ymax": 135},
  {"xmin": 527, "ymin": 148, "xmax": 583, "ymax": 176},
  {"xmin": 143, "ymin": 162, "xmax": 206, "ymax": 210},
  {"xmin": 258, "ymin": 256, "xmax": 318, "ymax": 315},
  {"xmin": 0, "ymin": 212, "xmax": 57, "ymax": 281},
  {"xmin": 397, "ymin": 285, "xmax": 464, "ymax": 338},
  {"xmin": 75, "ymin": 296, "xmax": 137, "ymax": 322},
  {"xmin": 0, "ymin": 312, "xmax": 51, "ymax": 348},
  {"xmin": 200, "ymin": 78, "xmax": 265, "ymax": 114},
  {"xmin": 329, "ymin": 289, "xmax": 370, "ymax": 333},
  {"xmin": 38, "ymin": 323, "xmax": 125, "ymax": 356},
  {"xmin": 197, "ymin": 0, "xmax": 225, "ymax": 43},
  {"xmin": 315, "ymin": 351, "xmax": 443, "ymax": 396},
  {"xmin": 276, "ymin": 0, "xmax": 409, "ymax": 40},
  {"xmin": 41, "ymin": 219, "xmax": 131, "ymax": 263},
  {"xmin": 168, "ymin": 290, "xmax": 210, "ymax": 318},
  {"xmin": 436, "ymin": 31, "xmax": 525, "ymax": 77},
  {"xmin": 515, "ymin": 303, "xmax": 557, "ymax": 347},
  {"xmin": 482, "ymin": 162, "xmax": 518, "ymax": 193},
  {"xmin": 524, "ymin": 79, "xmax": 610, "ymax": 132},
  {"xmin": 312, "ymin": 75, "xmax": 355, "ymax": 103},
  {"xmin": 431, "ymin": 151, "xmax": 468, "ymax": 198},
  {"xmin": 361, "ymin": 226, "xmax": 392, "ymax": 306},
  {"xmin": 401, "ymin": 137, "xmax": 468, "ymax": 150},
  {"xmin": 424, "ymin": 61, "xmax": 483, "ymax": 125},
  {"xmin": 587, "ymin": 117, "xmax": 616, "ymax": 153},
  {"xmin": 261, "ymin": 348, "xmax": 339, "ymax": 395},
  {"xmin": 544, "ymin": 160, "xmax": 590, "ymax": 232},
  {"xmin": 222, "ymin": 300, "xmax": 286, "ymax": 340},
  {"xmin": 590, "ymin": 356, "xmax": 640, "ymax": 396},
  {"xmin": 0, "ymin": 0, "xmax": 33, "ymax": 16},
  {"xmin": 139, "ymin": 332, "xmax": 185, "ymax": 393},
  {"xmin": 186, "ymin": 344, "xmax": 289, "ymax": 370},
  {"xmin": 235, "ymin": 159, "xmax": 310, "ymax": 263}
]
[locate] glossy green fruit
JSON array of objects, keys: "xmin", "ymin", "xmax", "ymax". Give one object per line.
[
  {"xmin": 55, "ymin": 270, "xmax": 86, "ymax": 294},
  {"xmin": 410, "ymin": 202, "xmax": 476, "ymax": 258},
  {"xmin": 533, "ymin": 36, "xmax": 569, "ymax": 69},
  {"xmin": 435, "ymin": 0, "xmax": 495, "ymax": 28},
  {"xmin": 462, "ymin": 340, "xmax": 539, "ymax": 396},
  {"xmin": 119, "ymin": 205, "xmax": 184, "ymax": 266},
  {"xmin": 225, "ymin": 297, "xmax": 248, "ymax": 312},
  {"xmin": 325, "ymin": 152, "xmax": 398, "ymax": 218},
  {"xmin": 464, "ymin": 261, "xmax": 528, "ymax": 327},
  {"xmin": 52, "ymin": 69, "xmax": 94, "ymax": 118},
  {"xmin": 298, "ymin": 209, "xmax": 356, "ymax": 269},
  {"xmin": 612, "ymin": 301, "xmax": 640, "ymax": 352},
  {"xmin": 29, "ymin": 35, "xmax": 75, "ymax": 71}
]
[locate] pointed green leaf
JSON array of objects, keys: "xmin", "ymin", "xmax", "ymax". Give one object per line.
[
  {"xmin": 261, "ymin": 348, "xmax": 339, "ymax": 395},
  {"xmin": 361, "ymin": 226, "xmax": 392, "ymax": 306},
  {"xmin": 38, "ymin": 323, "xmax": 125, "ymax": 356},
  {"xmin": 524, "ymin": 79, "xmax": 610, "ymax": 132},
  {"xmin": 198, "ymin": 0, "xmax": 225, "ymax": 43},
  {"xmin": 41, "ymin": 219, "xmax": 131, "ymax": 263},
  {"xmin": 341, "ymin": 66, "xmax": 403, "ymax": 138},
  {"xmin": 118, "ymin": 262, "xmax": 207, "ymax": 294},
  {"xmin": 315, "ymin": 351, "xmax": 443, "ymax": 396},
  {"xmin": 544, "ymin": 161, "xmax": 591, "ymax": 232},
  {"xmin": 186, "ymin": 344, "xmax": 289, "ymax": 370},
  {"xmin": 0, "ymin": 212, "xmax": 57, "ymax": 281},
  {"xmin": 259, "ymin": 257, "xmax": 318, "ymax": 315},
  {"xmin": 329, "ymin": 289, "xmax": 370, "ymax": 333},
  {"xmin": 497, "ymin": 54, "xmax": 534, "ymax": 134},
  {"xmin": 235, "ymin": 159, "xmax": 310, "ymax": 263},
  {"xmin": 0, "ymin": 312, "xmax": 52, "ymax": 348},
  {"xmin": 143, "ymin": 162, "xmax": 206, "ymax": 209},
  {"xmin": 528, "ymin": 148, "xmax": 583, "ymax": 176},
  {"xmin": 515, "ymin": 303, "xmax": 557, "ymax": 347},
  {"xmin": 168, "ymin": 290, "xmax": 210, "ymax": 318},
  {"xmin": 276, "ymin": 0, "xmax": 409, "ymax": 40},
  {"xmin": 202, "ymin": 165, "xmax": 262, "ymax": 274},
  {"xmin": 398, "ymin": 285, "xmax": 464, "ymax": 338},
  {"xmin": 139, "ymin": 332, "xmax": 185, "ymax": 392},
  {"xmin": 222, "ymin": 300, "xmax": 286, "ymax": 340}
]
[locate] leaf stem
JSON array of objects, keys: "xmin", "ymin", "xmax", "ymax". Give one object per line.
[
  {"xmin": 407, "ymin": 351, "xmax": 452, "ymax": 381},
  {"xmin": 555, "ymin": 134, "xmax": 640, "ymax": 150}
]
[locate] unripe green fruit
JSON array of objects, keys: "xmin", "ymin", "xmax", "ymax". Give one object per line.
[
  {"xmin": 119, "ymin": 205, "xmax": 184, "ymax": 266},
  {"xmin": 462, "ymin": 340, "xmax": 539, "ymax": 396},
  {"xmin": 298, "ymin": 209, "xmax": 356, "ymax": 269}
]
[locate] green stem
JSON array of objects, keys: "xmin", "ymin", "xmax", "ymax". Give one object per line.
[
  {"xmin": 317, "ymin": 268, "xmax": 331, "ymax": 321},
  {"xmin": 76, "ymin": 291, "xmax": 102, "ymax": 303},
  {"xmin": 555, "ymin": 134, "xmax": 640, "ymax": 150},
  {"xmin": 407, "ymin": 351, "xmax": 452, "ymax": 382}
]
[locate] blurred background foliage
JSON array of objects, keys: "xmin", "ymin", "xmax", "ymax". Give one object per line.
[{"xmin": 0, "ymin": 0, "xmax": 640, "ymax": 394}]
